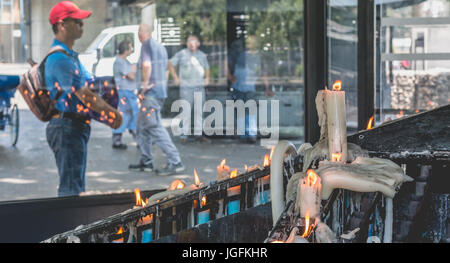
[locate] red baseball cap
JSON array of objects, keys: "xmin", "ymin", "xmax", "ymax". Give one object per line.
[{"xmin": 49, "ymin": 1, "xmax": 92, "ymax": 25}]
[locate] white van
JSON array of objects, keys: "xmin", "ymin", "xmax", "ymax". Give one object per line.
[{"xmin": 78, "ymin": 24, "xmax": 158, "ymax": 77}]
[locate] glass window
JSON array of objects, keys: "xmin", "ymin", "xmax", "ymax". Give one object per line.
[
  {"xmin": 327, "ymin": 0, "xmax": 358, "ymax": 132},
  {"xmin": 377, "ymin": 0, "xmax": 450, "ymax": 122},
  {"xmin": 157, "ymin": 0, "xmax": 304, "ymax": 139},
  {"xmin": 0, "ymin": 0, "xmax": 305, "ymax": 202}
]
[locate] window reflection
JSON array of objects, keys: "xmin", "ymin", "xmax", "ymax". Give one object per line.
[
  {"xmin": 378, "ymin": 0, "xmax": 450, "ymax": 122},
  {"xmin": 327, "ymin": 0, "xmax": 358, "ymax": 132},
  {"xmin": 157, "ymin": 0, "xmax": 305, "ymax": 138}
]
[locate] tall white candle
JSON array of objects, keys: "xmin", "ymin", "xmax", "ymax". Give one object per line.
[{"xmin": 317, "ymin": 81, "xmax": 348, "ymax": 163}]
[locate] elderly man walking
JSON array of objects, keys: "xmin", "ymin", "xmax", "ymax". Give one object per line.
[{"xmin": 129, "ymin": 24, "xmax": 185, "ymax": 176}]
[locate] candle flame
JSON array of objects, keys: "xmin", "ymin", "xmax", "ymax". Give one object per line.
[
  {"xmin": 301, "ymin": 212, "xmax": 311, "ymax": 238},
  {"xmin": 269, "ymin": 146, "xmax": 275, "ymax": 160},
  {"xmin": 366, "ymin": 115, "xmax": 374, "ymax": 130},
  {"xmin": 219, "ymin": 159, "xmax": 226, "ymax": 168},
  {"xmin": 114, "ymin": 226, "xmax": 125, "ymax": 242},
  {"xmin": 168, "ymin": 179, "xmax": 185, "ymax": 190},
  {"xmin": 332, "ymin": 80, "xmax": 342, "ymax": 91},
  {"xmin": 263, "ymin": 154, "xmax": 270, "ymax": 167},
  {"xmin": 306, "ymin": 169, "xmax": 318, "ymax": 186},
  {"xmin": 134, "ymin": 188, "xmax": 146, "ymax": 207},
  {"xmin": 201, "ymin": 195, "xmax": 207, "ymax": 206},
  {"xmin": 331, "ymin": 153, "xmax": 343, "ymax": 162},
  {"xmin": 194, "ymin": 168, "xmax": 201, "ymax": 186},
  {"xmin": 230, "ymin": 169, "xmax": 238, "ymax": 178}
]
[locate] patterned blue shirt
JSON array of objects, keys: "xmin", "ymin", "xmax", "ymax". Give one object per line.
[{"xmin": 45, "ymin": 39, "xmax": 94, "ymax": 114}]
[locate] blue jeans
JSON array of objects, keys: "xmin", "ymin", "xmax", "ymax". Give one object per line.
[
  {"xmin": 113, "ymin": 89, "xmax": 138, "ymax": 134},
  {"xmin": 231, "ymin": 89, "xmax": 257, "ymax": 139},
  {"xmin": 46, "ymin": 118, "xmax": 91, "ymax": 197}
]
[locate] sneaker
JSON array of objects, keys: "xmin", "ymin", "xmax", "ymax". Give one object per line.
[
  {"xmin": 156, "ymin": 162, "xmax": 185, "ymax": 176},
  {"xmin": 129, "ymin": 162, "xmax": 153, "ymax": 172},
  {"xmin": 112, "ymin": 143, "xmax": 127, "ymax": 150}
]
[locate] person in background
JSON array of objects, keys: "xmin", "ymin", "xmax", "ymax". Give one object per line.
[
  {"xmin": 112, "ymin": 39, "xmax": 139, "ymax": 149},
  {"xmin": 226, "ymin": 36, "xmax": 272, "ymax": 143},
  {"xmin": 45, "ymin": 1, "xmax": 122, "ymax": 197},
  {"xmin": 128, "ymin": 24, "xmax": 185, "ymax": 176},
  {"xmin": 168, "ymin": 35, "xmax": 210, "ymax": 143}
]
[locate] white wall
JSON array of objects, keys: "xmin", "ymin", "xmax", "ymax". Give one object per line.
[{"xmin": 30, "ymin": 0, "xmax": 109, "ymax": 61}]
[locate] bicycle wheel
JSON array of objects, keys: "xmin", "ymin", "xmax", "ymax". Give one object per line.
[{"xmin": 8, "ymin": 104, "xmax": 19, "ymax": 146}]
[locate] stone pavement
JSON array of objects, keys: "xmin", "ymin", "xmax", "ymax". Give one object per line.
[{"xmin": 0, "ymin": 108, "xmax": 299, "ymax": 202}]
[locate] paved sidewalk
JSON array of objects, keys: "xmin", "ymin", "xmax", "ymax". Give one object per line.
[{"xmin": 0, "ymin": 109, "xmax": 285, "ymax": 202}]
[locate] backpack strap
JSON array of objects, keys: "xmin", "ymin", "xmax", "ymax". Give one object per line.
[
  {"xmin": 39, "ymin": 46, "xmax": 71, "ymax": 117},
  {"xmin": 39, "ymin": 45, "xmax": 69, "ymax": 81}
]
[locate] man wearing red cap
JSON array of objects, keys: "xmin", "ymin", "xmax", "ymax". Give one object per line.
[{"xmin": 45, "ymin": 1, "xmax": 122, "ymax": 197}]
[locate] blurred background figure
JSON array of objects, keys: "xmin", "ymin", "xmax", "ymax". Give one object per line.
[
  {"xmin": 112, "ymin": 39, "xmax": 139, "ymax": 149},
  {"xmin": 168, "ymin": 35, "xmax": 210, "ymax": 143},
  {"xmin": 226, "ymin": 36, "xmax": 271, "ymax": 143}
]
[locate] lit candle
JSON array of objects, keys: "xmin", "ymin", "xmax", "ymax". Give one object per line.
[
  {"xmin": 217, "ymin": 159, "xmax": 231, "ymax": 181},
  {"xmin": 196, "ymin": 195, "xmax": 210, "ymax": 225},
  {"xmin": 297, "ymin": 169, "xmax": 322, "ymax": 218},
  {"xmin": 112, "ymin": 227, "xmax": 125, "ymax": 243},
  {"xmin": 137, "ymin": 214, "xmax": 153, "ymax": 243},
  {"xmin": 316, "ymin": 81, "xmax": 348, "ymax": 163},
  {"xmin": 227, "ymin": 185, "xmax": 241, "ymax": 215},
  {"xmin": 327, "ymin": 81, "xmax": 347, "ymax": 162},
  {"xmin": 147, "ymin": 170, "xmax": 203, "ymax": 205}
]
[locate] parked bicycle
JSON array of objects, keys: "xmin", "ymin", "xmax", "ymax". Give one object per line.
[{"xmin": 0, "ymin": 75, "xmax": 20, "ymax": 146}]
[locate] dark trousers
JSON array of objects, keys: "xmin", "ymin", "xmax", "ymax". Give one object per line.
[{"xmin": 46, "ymin": 118, "xmax": 91, "ymax": 197}]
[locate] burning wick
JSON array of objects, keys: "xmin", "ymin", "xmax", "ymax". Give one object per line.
[
  {"xmin": 366, "ymin": 115, "xmax": 374, "ymax": 130},
  {"xmin": 263, "ymin": 154, "xmax": 270, "ymax": 167},
  {"xmin": 201, "ymin": 195, "xmax": 207, "ymax": 207},
  {"xmin": 301, "ymin": 212, "xmax": 311, "ymax": 238},
  {"xmin": 112, "ymin": 227, "xmax": 125, "ymax": 243},
  {"xmin": 331, "ymin": 153, "xmax": 343, "ymax": 162},
  {"xmin": 194, "ymin": 168, "xmax": 201, "ymax": 186},
  {"xmin": 176, "ymin": 182, "xmax": 184, "ymax": 190},
  {"xmin": 168, "ymin": 179, "xmax": 185, "ymax": 190},
  {"xmin": 230, "ymin": 169, "xmax": 238, "ymax": 178},
  {"xmin": 332, "ymin": 80, "xmax": 342, "ymax": 91},
  {"xmin": 134, "ymin": 188, "xmax": 146, "ymax": 207},
  {"xmin": 306, "ymin": 169, "xmax": 318, "ymax": 186},
  {"xmin": 197, "ymin": 195, "xmax": 210, "ymax": 225},
  {"xmin": 217, "ymin": 159, "xmax": 231, "ymax": 181}
]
